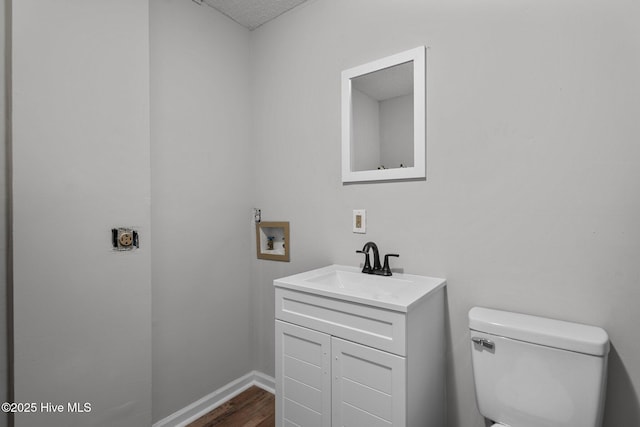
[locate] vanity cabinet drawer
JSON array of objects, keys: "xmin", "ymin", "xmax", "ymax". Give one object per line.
[{"xmin": 275, "ymin": 288, "xmax": 407, "ymax": 356}]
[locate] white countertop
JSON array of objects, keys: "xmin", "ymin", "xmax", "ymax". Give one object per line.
[{"xmin": 274, "ymin": 264, "xmax": 446, "ymax": 312}]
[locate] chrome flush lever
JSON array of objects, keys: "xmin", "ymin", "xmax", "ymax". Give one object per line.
[{"xmin": 472, "ymin": 337, "xmax": 495, "ymax": 350}]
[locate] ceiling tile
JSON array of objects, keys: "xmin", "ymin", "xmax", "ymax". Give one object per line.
[{"xmin": 204, "ymin": 0, "xmax": 310, "ymax": 30}]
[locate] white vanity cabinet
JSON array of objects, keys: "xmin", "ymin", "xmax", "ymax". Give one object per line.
[
  {"xmin": 331, "ymin": 336, "xmax": 406, "ymax": 426},
  {"xmin": 276, "ymin": 320, "xmax": 331, "ymax": 427},
  {"xmin": 274, "ymin": 265, "xmax": 446, "ymax": 427}
]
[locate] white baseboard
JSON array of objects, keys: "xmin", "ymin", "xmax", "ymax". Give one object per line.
[
  {"xmin": 152, "ymin": 370, "xmax": 275, "ymax": 427},
  {"xmin": 251, "ymin": 370, "xmax": 276, "ymax": 394}
]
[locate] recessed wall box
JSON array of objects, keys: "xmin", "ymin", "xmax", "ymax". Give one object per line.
[{"xmin": 256, "ymin": 221, "xmax": 290, "ymax": 262}]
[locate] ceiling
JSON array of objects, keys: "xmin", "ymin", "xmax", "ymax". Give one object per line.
[{"xmin": 200, "ymin": 0, "xmax": 311, "ymax": 30}]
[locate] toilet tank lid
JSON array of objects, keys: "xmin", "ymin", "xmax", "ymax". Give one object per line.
[{"xmin": 469, "ymin": 307, "xmax": 610, "ymax": 356}]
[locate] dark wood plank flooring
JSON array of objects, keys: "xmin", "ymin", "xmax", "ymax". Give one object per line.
[{"xmin": 187, "ymin": 386, "xmax": 275, "ymax": 427}]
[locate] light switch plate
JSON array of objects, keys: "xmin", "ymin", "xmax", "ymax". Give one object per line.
[{"xmin": 353, "ymin": 209, "xmax": 366, "ymax": 233}]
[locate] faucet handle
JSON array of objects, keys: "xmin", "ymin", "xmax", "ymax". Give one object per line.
[
  {"xmin": 381, "ymin": 254, "xmax": 399, "ymax": 276},
  {"xmin": 356, "ymin": 250, "xmax": 373, "ymax": 274}
]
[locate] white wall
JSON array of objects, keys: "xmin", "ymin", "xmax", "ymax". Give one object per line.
[
  {"xmin": 250, "ymin": 0, "xmax": 640, "ymax": 426},
  {"xmin": 150, "ymin": 0, "xmax": 253, "ymax": 422},
  {"xmin": 11, "ymin": 1, "xmax": 151, "ymax": 426}
]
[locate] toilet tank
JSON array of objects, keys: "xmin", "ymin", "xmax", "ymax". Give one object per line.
[{"xmin": 469, "ymin": 307, "xmax": 609, "ymax": 427}]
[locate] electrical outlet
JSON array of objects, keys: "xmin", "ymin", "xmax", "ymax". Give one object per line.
[
  {"xmin": 119, "ymin": 232, "xmax": 133, "ymax": 247},
  {"xmin": 112, "ymin": 228, "xmax": 138, "ymax": 251},
  {"xmin": 353, "ymin": 209, "xmax": 366, "ymax": 233}
]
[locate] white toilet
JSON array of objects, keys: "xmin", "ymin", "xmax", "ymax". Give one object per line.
[{"xmin": 469, "ymin": 307, "xmax": 609, "ymax": 427}]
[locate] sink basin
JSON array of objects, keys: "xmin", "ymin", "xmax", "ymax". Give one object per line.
[
  {"xmin": 274, "ymin": 264, "xmax": 446, "ymax": 311},
  {"xmin": 307, "ymin": 269, "xmax": 412, "ymax": 293}
]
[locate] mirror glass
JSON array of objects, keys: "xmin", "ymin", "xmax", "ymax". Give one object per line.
[
  {"xmin": 351, "ymin": 61, "xmax": 414, "ymax": 171},
  {"xmin": 342, "ymin": 47, "xmax": 425, "ymax": 183}
]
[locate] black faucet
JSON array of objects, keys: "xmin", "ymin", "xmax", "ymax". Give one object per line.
[
  {"xmin": 356, "ymin": 242, "xmax": 381, "ymax": 274},
  {"xmin": 356, "ymin": 242, "xmax": 399, "ymax": 276},
  {"xmin": 381, "ymin": 253, "xmax": 400, "ymax": 276}
]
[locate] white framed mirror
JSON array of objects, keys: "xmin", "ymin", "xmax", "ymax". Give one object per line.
[{"xmin": 341, "ymin": 46, "xmax": 426, "ymax": 183}]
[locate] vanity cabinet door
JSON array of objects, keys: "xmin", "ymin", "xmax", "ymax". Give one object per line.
[
  {"xmin": 331, "ymin": 337, "xmax": 406, "ymax": 426},
  {"xmin": 276, "ymin": 320, "xmax": 331, "ymax": 427}
]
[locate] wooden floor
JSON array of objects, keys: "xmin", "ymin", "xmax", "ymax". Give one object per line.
[{"xmin": 187, "ymin": 386, "xmax": 275, "ymax": 427}]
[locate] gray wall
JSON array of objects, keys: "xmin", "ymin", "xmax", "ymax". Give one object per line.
[
  {"xmin": 11, "ymin": 1, "xmax": 151, "ymax": 425},
  {"xmin": 380, "ymin": 94, "xmax": 413, "ymax": 168},
  {"xmin": 250, "ymin": 0, "xmax": 640, "ymax": 426},
  {"xmin": 0, "ymin": 0, "xmax": 7, "ymax": 425},
  {"xmin": 150, "ymin": 0, "xmax": 253, "ymax": 422},
  {"xmin": 352, "ymin": 88, "xmax": 380, "ymax": 171},
  {"xmin": 7, "ymin": 1, "xmax": 640, "ymax": 426}
]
